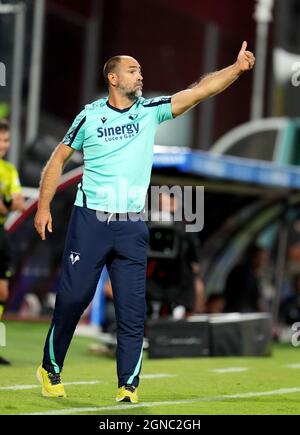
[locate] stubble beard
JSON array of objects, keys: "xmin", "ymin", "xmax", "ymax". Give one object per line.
[{"xmin": 118, "ymin": 84, "xmax": 142, "ymax": 101}]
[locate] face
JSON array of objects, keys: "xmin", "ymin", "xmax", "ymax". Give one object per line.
[
  {"xmin": 0, "ymin": 130, "xmax": 10, "ymax": 159},
  {"xmin": 254, "ymin": 249, "xmax": 269, "ymax": 269},
  {"xmin": 295, "ymin": 276, "xmax": 300, "ymax": 293},
  {"xmin": 110, "ymin": 57, "xmax": 143, "ymax": 101},
  {"xmin": 289, "ymin": 243, "xmax": 300, "ymax": 262},
  {"xmin": 207, "ymin": 298, "xmax": 225, "ymax": 314}
]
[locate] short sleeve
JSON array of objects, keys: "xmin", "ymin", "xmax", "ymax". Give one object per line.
[
  {"xmin": 142, "ymin": 96, "xmax": 174, "ymax": 124},
  {"xmin": 62, "ymin": 109, "xmax": 86, "ymax": 151},
  {"xmin": 9, "ymin": 166, "xmax": 22, "ymax": 195}
]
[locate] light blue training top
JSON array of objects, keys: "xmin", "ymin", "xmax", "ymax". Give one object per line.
[{"xmin": 62, "ymin": 96, "xmax": 174, "ymax": 212}]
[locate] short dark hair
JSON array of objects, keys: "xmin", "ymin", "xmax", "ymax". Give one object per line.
[
  {"xmin": 245, "ymin": 244, "xmax": 266, "ymax": 261},
  {"xmin": 103, "ymin": 56, "xmax": 123, "ymax": 87},
  {"xmin": 0, "ymin": 119, "xmax": 10, "ymax": 133}
]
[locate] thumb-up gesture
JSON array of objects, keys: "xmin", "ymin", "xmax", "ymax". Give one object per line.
[{"xmin": 236, "ymin": 41, "xmax": 255, "ymax": 73}]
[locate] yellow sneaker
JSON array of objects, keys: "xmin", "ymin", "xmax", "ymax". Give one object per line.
[
  {"xmin": 36, "ymin": 365, "xmax": 66, "ymax": 398},
  {"xmin": 116, "ymin": 384, "xmax": 138, "ymax": 403}
]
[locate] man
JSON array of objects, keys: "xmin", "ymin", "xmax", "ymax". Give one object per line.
[
  {"xmin": 34, "ymin": 42, "xmax": 255, "ymax": 403},
  {"xmin": 223, "ymin": 244, "xmax": 269, "ymax": 313},
  {"xmin": 0, "ymin": 119, "xmax": 25, "ymax": 365}
]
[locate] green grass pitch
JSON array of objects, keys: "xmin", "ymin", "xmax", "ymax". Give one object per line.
[{"xmin": 0, "ymin": 321, "xmax": 299, "ymax": 415}]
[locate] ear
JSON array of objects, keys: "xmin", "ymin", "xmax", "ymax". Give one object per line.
[{"xmin": 108, "ymin": 72, "xmax": 118, "ymax": 87}]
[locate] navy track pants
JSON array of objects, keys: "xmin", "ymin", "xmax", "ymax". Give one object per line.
[{"xmin": 42, "ymin": 206, "xmax": 149, "ymax": 388}]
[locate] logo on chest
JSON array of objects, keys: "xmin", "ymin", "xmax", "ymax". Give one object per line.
[{"xmin": 97, "ymin": 122, "xmax": 140, "ymax": 142}]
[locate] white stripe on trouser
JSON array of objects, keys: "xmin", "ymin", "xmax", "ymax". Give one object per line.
[{"xmin": 127, "ymin": 345, "xmax": 143, "ymax": 385}]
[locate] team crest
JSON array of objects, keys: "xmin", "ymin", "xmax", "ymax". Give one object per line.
[{"xmin": 70, "ymin": 251, "xmax": 80, "ymax": 265}]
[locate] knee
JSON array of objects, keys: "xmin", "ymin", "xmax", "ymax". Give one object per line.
[{"xmin": 56, "ymin": 293, "xmax": 87, "ymax": 314}]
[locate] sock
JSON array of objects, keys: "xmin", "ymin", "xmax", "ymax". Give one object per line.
[{"xmin": 0, "ymin": 303, "xmax": 4, "ymax": 321}]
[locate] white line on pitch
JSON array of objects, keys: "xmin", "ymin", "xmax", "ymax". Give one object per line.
[
  {"xmin": 0, "ymin": 374, "xmax": 175, "ymax": 392},
  {"xmin": 22, "ymin": 387, "xmax": 300, "ymax": 415},
  {"xmin": 0, "ymin": 381, "xmax": 101, "ymax": 391},
  {"xmin": 283, "ymin": 363, "xmax": 300, "ymax": 369},
  {"xmin": 141, "ymin": 374, "xmax": 177, "ymax": 379},
  {"xmin": 210, "ymin": 367, "xmax": 248, "ymax": 373}
]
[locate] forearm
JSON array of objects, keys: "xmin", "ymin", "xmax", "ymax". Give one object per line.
[
  {"xmin": 11, "ymin": 194, "xmax": 25, "ymax": 212},
  {"xmin": 38, "ymin": 157, "xmax": 64, "ymax": 211},
  {"xmin": 171, "ymin": 41, "xmax": 255, "ymax": 117},
  {"xmin": 37, "ymin": 143, "xmax": 74, "ymax": 212},
  {"xmin": 0, "ymin": 200, "xmax": 9, "ymax": 217},
  {"xmin": 192, "ymin": 63, "xmax": 242, "ymax": 101},
  {"xmin": 172, "ymin": 63, "xmax": 242, "ymax": 116}
]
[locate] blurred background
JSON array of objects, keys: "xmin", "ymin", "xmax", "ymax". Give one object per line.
[{"xmin": 2, "ymin": 0, "xmax": 300, "ymax": 356}]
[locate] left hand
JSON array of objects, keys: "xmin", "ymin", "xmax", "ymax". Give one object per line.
[{"xmin": 236, "ymin": 41, "xmax": 255, "ymax": 73}]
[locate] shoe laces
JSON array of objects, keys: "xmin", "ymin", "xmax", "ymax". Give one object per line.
[
  {"xmin": 125, "ymin": 384, "xmax": 136, "ymax": 393},
  {"xmin": 48, "ymin": 372, "xmax": 61, "ymax": 385}
]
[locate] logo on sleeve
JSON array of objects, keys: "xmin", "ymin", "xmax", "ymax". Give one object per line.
[{"xmin": 64, "ymin": 128, "xmax": 75, "ymax": 143}]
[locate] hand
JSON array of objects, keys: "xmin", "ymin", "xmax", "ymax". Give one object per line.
[
  {"xmin": 236, "ymin": 41, "xmax": 255, "ymax": 73},
  {"xmin": 34, "ymin": 208, "xmax": 52, "ymax": 240},
  {"xmin": 0, "ymin": 199, "xmax": 9, "ymax": 216}
]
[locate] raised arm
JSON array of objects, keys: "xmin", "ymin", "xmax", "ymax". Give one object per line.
[
  {"xmin": 171, "ymin": 41, "xmax": 255, "ymax": 117},
  {"xmin": 34, "ymin": 143, "xmax": 74, "ymax": 240}
]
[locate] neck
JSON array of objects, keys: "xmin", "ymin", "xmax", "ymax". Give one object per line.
[{"xmin": 108, "ymin": 92, "xmax": 137, "ymax": 110}]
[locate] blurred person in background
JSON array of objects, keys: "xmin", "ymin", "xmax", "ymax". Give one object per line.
[
  {"xmin": 281, "ymin": 219, "xmax": 300, "ymax": 302},
  {"xmin": 147, "ymin": 192, "xmax": 204, "ymax": 319},
  {"xmin": 223, "ymin": 244, "xmax": 269, "ymax": 313},
  {"xmin": 34, "ymin": 43, "xmax": 255, "ymax": 403},
  {"xmin": 205, "ymin": 293, "xmax": 225, "ymax": 314},
  {"xmin": 102, "ymin": 277, "xmax": 117, "ymax": 335},
  {"xmin": 0, "ymin": 119, "xmax": 25, "ymax": 365},
  {"xmin": 280, "ymin": 273, "xmax": 300, "ymax": 325}
]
